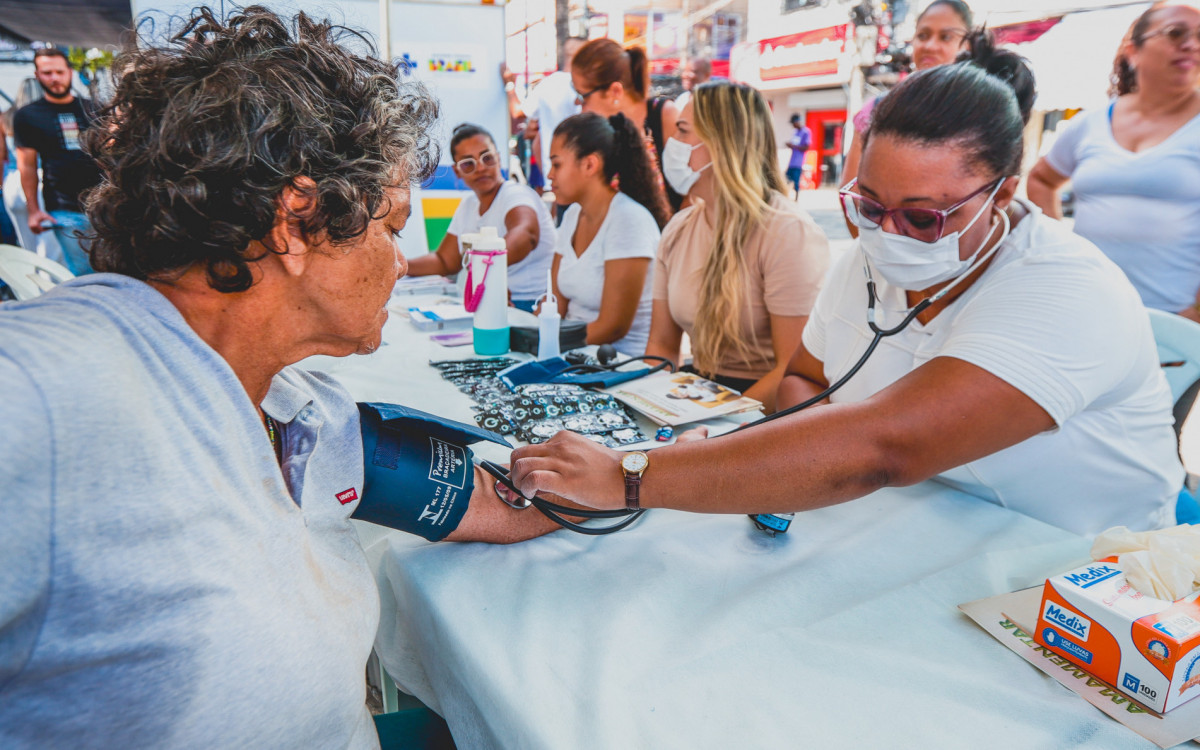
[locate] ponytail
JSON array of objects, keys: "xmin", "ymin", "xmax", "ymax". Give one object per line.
[
  {"xmin": 607, "ymin": 113, "xmax": 669, "ymax": 229},
  {"xmin": 626, "ymin": 46, "xmax": 649, "ymax": 101},
  {"xmin": 554, "ymin": 112, "xmax": 670, "ymax": 229},
  {"xmin": 571, "ymin": 38, "xmax": 649, "ymax": 103}
]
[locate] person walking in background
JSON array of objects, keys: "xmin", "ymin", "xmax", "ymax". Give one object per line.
[
  {"xmin": 501, "ymin": 36, "xmax": 586, "ymax": 200},
  {"xmin": 406, "ymin": 123, "xmax": 555, "ymax": 312},
  {"xmin": 646, "ymin": 83, "xmax": 829, "ymax": 412},
  {"xmin": 547, "ymin": 112, "xmax": 670, "ymax": 356},
  {"xmin": 1028, "ymin": 2, "xmax": 1200, "ymax": 319},
  {"xmin": 13, "ymin": 47, "xmax": 102, "ymax": 274},
  {"xmin": 785, "ymin": 113, "xmax": 813, "ymax": 197},
  {"xmin": 570, "ymin": 38, "xmax": 683, "ymax": 214},
  {"xmin": 674, "ymin": 56, "xmax": 712, "ymax": 110}
]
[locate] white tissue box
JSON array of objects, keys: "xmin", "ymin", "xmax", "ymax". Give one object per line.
[{"xmin": 1035, "ymin": 561, "xmax": 1200, "ymax": 713}]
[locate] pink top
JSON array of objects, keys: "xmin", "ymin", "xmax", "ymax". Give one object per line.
[{"xmin": 852, "ymin": 96, "xmax": 878, "ymax": 134}]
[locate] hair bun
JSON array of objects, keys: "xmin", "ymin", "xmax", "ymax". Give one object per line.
[{"xmin": 957, "ymin": 28, "xmax": 1037, "ymax": 124}]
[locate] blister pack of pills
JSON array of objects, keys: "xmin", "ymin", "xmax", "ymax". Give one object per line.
[{"xmin": 429, "ymin": 359, "xmax": 646, "ymax": 447}]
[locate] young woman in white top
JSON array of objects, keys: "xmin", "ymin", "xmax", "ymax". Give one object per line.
[
  {"xmin": 646, "ymin": 81, "xmax": 830, "ymax": 412},
  {"xmin": 1028, "ymin": 3, "xmax": 1200, "ymax": 317},
  {"xmin": 406, "ymin": 123, "xmax": 555, "ymax": 311},
  {"xmin": 511, "ymin": 38, "xmax": 1184, "ymax": 538},
  {"xmin": 547, "ymin": 111, "xmax": 670, "ymax": 356}
]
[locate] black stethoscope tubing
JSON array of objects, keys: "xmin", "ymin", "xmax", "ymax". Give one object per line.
[
  {"xmin": 481, "ymin": 282, "xmax": 928, "ymax": 534},
  {"xmin": 747, "ymin": 281, "xmax": 932, "ymax": 428},
  {"xmin": 479, "ymin": 458, "xmax": 645, "ymax": 534}
]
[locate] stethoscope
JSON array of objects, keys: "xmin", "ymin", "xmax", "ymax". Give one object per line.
[
  {"xmin": 483, "ymin": 207, "xmax": 1012, "ymax": 533},
  {"xmin": 478, "ymin": 352, "xmax": 675, "ymax": 534}
]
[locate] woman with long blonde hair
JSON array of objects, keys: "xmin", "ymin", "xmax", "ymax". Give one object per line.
[{"xmin": 645, "ymin": 82, "xmax": 830, "ymax": 412}]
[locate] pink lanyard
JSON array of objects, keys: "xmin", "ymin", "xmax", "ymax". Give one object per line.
[{"xmin": 463, "ymin": 249, "xmax": 506, "ymax": 312}]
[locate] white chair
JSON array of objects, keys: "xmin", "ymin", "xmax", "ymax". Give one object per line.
[
  {"xmin": 0, "ymin": 243, "xmax": 73, "ymax": 301},
  {"xmin": 3, "ymin": 168, "xmax": 65, "ymax": 263},
  {"xmin": 1148, "ymin": 308, "xmax": 1200, "ymax": 440}
]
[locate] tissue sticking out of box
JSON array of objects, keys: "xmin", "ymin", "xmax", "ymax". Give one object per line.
[{"xmin": 1092, "ymin": 525, "xmax": 1200, "ymax": 601}]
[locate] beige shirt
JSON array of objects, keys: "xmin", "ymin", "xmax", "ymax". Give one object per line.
[{"xmin": 654, "ymin": 193, "xmax": 829, "ymax": 379}]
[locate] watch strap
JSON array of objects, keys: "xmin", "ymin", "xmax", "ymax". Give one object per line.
[{"xmin": 624, "ymin": 473, "xmax": 641, "ymax": 511}]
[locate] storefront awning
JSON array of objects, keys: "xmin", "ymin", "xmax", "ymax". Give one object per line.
[
  {"xmin": 730, "ymin": 23, "xmax": 855, "ymax": 92},
  {"xmin": 0, "ymin": 0, "xmax": 132, "ymax": 48}
]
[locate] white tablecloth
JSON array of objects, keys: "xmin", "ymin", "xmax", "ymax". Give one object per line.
[{"xmin": 311, "ymin": 291, "xmax": 1159, "ymax": 749}]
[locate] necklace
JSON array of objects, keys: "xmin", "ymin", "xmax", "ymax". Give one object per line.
[{"xmin": 265, "ymin": 414, "xmax": 282, "ymax": 461}]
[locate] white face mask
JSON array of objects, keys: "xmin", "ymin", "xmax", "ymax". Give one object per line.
[
  {"xmin": 661, "ymin": 136, "xmax": 710, "ymax": 195},
  {"xmin": 858, "ymin": 180, "xmax": 1005, "ymax": 291}
]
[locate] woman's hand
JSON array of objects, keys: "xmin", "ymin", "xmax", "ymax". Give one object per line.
[
  {"xmin": 1179, "ymin": 306, "xmax": 1200, "ymax": 325},
  {"xmin": 511, "ymin": 431, "xmax": 626, "ymax": 510},
  {"xmin": 509, "ymin": 426, "xmax": 710, "ymax": 510}
]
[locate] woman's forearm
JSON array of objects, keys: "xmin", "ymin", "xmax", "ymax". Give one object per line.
[
  {"xmin": 742, "ymin": 365, "xmax": 788, "ymax": 414},
  {"xmin": 776, "ymin": 372, "xmax": 829, "ymax": 411}
]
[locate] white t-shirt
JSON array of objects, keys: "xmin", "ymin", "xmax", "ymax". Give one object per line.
[
  {"xmin": 1044, "ymin": 104, "xmax": 1200, "ymax": 312},
  {"xmin": 447, "ymin": 181, "xmax": 556, "ymax": 301},
  {"xmin": 524, "ymin": 71, "xmax": 580, "ymax": 172},
  {"xmin": 556, "ymin": 192, "xmax": 660, "ymax": 356},
  {"xmin": 801, "ymin": 200, "xmax": 1183, "ymax": 536}
]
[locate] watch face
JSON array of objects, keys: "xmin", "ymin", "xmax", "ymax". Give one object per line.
[{"xmin": 622, "ymin": 452, "xmax": 649, "ymax": 474}]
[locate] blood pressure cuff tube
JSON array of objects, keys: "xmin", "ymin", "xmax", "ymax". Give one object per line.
[
  {"xmin": 499, "ymin": 358, "xmax": 653, "ymax": 390},
  {"xmin": 355, "ymin": 402, "xmax": 512, "ymax": 542}
]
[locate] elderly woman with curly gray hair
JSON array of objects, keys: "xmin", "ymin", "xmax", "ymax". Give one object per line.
[{"xmin": 0, "ymin": 6, "xmax": 564, "ymax": 748}]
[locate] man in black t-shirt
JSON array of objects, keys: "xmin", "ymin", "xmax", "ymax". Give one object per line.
[{"xmin": 13, "ymin": 48, "xmax": 103, "ymax": 274}]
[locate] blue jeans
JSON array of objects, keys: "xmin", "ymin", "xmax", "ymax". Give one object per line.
[
  {"xmin": 49, "ymin": 210, "xmax": 94, "ymax": 276},
  {"xmin": 0, "ymin": 188, "xmax": 16, "ymax": 246}
]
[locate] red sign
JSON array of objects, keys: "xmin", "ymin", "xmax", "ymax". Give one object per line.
[
  {"xmin": 757, "ymin": 24, "xmax": 850, "ymax": 81},
  {"xmin": 649, "ymin": 59, "xmax": 732, "ymax": 78},
  {"xmin": 336, "ymin": 488, "xmax": 359, "ymax": 505}
]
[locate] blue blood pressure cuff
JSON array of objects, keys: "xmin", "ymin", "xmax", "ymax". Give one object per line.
[
  {"xmin": 499, "ymin": 357, "xmax": 652, "ymax": 390},
  {"xmin": 355, "ymin": 402, "xmax": 511, "ymax": 542}
]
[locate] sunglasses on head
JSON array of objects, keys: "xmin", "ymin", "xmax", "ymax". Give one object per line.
[
  {"xmin": 838, "ymin": 178, "xmax": 1002, "ymax": 243},
  {"xmin": 455, "ymin": 151, "xmax": 498, "ymax": 175},
  {"xmin": 1140, "ymin": 23, "xmax": 1200, "ymax": 47}
]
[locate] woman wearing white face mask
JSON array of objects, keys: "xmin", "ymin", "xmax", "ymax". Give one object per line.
[
  {"xmin": 645, "ymin": 82, "xmax": 830, "ymax": 412},
  {"xmin": 509, "ymin": 37, "xmax": 1186, "ymax": 538}
]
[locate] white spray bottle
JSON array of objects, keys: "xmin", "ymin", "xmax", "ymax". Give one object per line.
[{"xmin": 537, "ymin": 269, "xmax": 561, "ymax": 361}]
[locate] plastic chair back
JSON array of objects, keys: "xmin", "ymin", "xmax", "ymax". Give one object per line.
[
  {"xmin": 0, "ymin": 243, "xmax": 73, "ymax": 301},
  {"xmin": 1148, "ymin": 308, "xmax": 1200, "ymax": 440},
  {"xmin": 3, "ymin": 169, "xmax": 65, "ymax": 261}
]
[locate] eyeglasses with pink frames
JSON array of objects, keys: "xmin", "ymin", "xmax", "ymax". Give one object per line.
[{"xmin": 838, "ymin": 177, "xmax": 1003, "ymax": 243}]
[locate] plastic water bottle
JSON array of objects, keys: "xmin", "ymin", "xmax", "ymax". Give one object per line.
[
  {"xmin": 465, "ymin": 226, "xmax": 509, "ymax": 355},
  {"xmin": 537, "ymin": 269, "xmax": 560, "ymax": 361}
]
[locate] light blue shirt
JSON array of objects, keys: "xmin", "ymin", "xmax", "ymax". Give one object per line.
[
  {"xmin": 0, "ymin": 275, "xmax": 380, "ymax": 749},
  {"xmin": 1045, "ymin": 105, "xmax": 1200, "ymax": 312}
]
